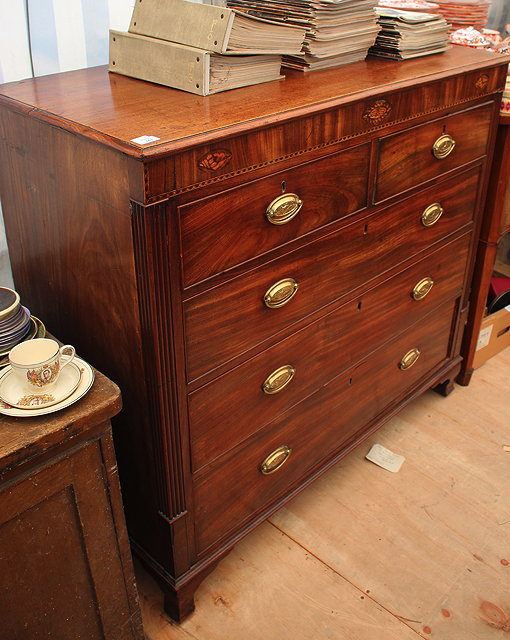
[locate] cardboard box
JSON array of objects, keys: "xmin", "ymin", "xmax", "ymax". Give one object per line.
[{"xmin": 473, "ymin": 305, "xmax": 510, "ymax": 369}]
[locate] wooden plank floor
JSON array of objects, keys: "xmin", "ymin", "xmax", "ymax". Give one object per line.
[{"xmin": 135, "ymin": 348, "xmax": 510, "ymax": 640}]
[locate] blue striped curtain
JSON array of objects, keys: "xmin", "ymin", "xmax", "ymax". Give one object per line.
[
  {"xmin": 1, "ymin": 0, "xmax": 508, "ymax": 86},
  {"xmin": 0, "ymin": 1, "xmax": 136, "ymax": 285},
  {"xmin": 0, "ymin": 0, "xmax": 136, "ymax": 84}
]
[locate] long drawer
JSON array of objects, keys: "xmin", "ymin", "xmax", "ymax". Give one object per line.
[
  {"xmin": 193, "ymin": 298, "xmax": 458, "ymax": 554},
  {"xmin": 188, "ymin": 231, "xmax": 472, "ymax": 472},
  {"xmin": 184, "ymin": 167, "xmax": 479, "ymax": 382},
  {"xmin": 179, "ymin": 143, "xmax": 370, "ymax": 287},
  {"xmin": 375, "ymin": 102, "xmax": 493, "ymax": 202}
]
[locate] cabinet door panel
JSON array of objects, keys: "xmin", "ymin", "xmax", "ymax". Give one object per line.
[{"xmin": 0, "ymin": 441, "xmax": 136, "ymax": 640}]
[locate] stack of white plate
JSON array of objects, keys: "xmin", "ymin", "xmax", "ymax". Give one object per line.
[
  {"xmin": 434, "ymin": 0, "xmax": 491, "ymax": 32},
  {"xmin": 0, "ymin": 289, "xmax": 95, "ymax": 416},
  {"xmin": 0, "ymin": 287, "xmax": 34, "ymax": 356}
]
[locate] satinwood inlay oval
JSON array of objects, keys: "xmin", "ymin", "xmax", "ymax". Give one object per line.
[
  {"xmin": 198, "ymin": 149, "xmax": 232, "ymax": 171},
  {"xmin": 363, "ymin": 99, "xmax": 392, "ymax": 125}
]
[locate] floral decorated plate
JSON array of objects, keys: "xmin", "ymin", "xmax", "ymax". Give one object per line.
[
  {"xmin": 0, "ymin": 361, "xmax": 82, "ymax": 408},
  {"xmin": 0, "ymin": 357, "xmax": 94, "ymax": 417}
]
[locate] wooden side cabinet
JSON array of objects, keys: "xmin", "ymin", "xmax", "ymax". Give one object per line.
[
  {"xmin": 0, "ymin": 369, "xmax": 144, "ymax": 640},
  {"xmin": 459, "ymin": 115, "xmax": 510, "ymax": 383}
]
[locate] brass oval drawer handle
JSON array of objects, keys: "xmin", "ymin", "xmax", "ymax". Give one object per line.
[
  {"xmin": 266, "ymin": 193, "xmax": 303, "ymax": 225},
  {"xmin": 399, "ymin": 348, "xmax": 421, "ymax": 370},
  {"xmin": 432, "ymin": 133, "xmax": 456, "ymax": 159},
  {"xmin": 412, "ymin": 277, "xmax": 434, "ymax": 301},
  {"xmin": 264, "ymin": 278, "xmax": 299, "ymax": 309},
  {"xmin": 421, "ymin": 202, "xmax": 443, "ymax": 227},
  {"xmin": 260, "ymin": 445, "xmax": 292, "ymax": 475},
  {"xmin": 262, "ymin": 365, "xmax": 296, "ymax": 395}
]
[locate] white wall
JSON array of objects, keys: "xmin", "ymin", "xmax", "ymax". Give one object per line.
[
  {"xmin": 0, "ymin": 0, "xmax": 136, "ymax": 287},
  {"xmin": 487, "ymin": 0, "xmax": 510, "ymax": 33},
  {"xmin": 0, "ymin": 0, "xmax": 135, "ymax": 83}
]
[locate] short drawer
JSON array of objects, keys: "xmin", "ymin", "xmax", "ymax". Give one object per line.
[
  {"xmin": 179, "ymin": 143, "xmax": 370, "ymax": 287},
  {"xmin": 189, "ymin": 231, "xmax": 472, "ymax": 471},
  {"xmin": 193, "ymin": 298, "xmax": 458, "ymax": 554},
  {"xmin": 375, "ymin": 102, "xmax": 493, "ymax": 202},
  {"xmin": 184, "ymin": 166, "xmax": 479, "ymax": 382}
]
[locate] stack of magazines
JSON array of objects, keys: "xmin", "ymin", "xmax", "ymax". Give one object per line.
[
  {"xmin": 108, "ymin": 0, "xmax": 307, "ymax": 95},
  {"xmin": 225, "ymin": 0, "xmax": 380, "ymax": 71},
  {"xmin": 369, "ymin": 7, "xmax": 450, "ymax": 59}
]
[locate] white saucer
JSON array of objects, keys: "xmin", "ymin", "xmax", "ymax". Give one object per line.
[
  {"xmin": 0, "ymin": 361, "xmax": 82, "ymax": 408},
  {"xmin": 0, "ymin": 357, "xmax": 94, "ymax": 416}
]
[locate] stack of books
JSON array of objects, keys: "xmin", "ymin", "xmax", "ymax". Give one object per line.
[
  {"xmin": 109, "ymin": 0, "xmax": 307, "ymax": 95},
  {"xmin": 225, "ymin": 0, "xmax": 380, "ymax": 71},
  {"xmin": 368, "ymin": 7, "xmax": 450, "ymax": 59}
]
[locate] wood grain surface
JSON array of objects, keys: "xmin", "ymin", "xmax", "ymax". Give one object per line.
[
  {"xmin": 0, "ymin": 368, "xmax": 143, "ymax": 640},
  {"xmin": 184, "ymin": 167, "xmax": 479, "ymax": 382},
  {"xmin": 375, "ymin": 101, "xmax": 493, "ymax": 202},
  {"xmin": 459, "ymin": 118, "xmax": 510, "ymax": 384},
  {"xmin": 188, "ymin": 232, "xmax": 471, "ymax": 472},
  {"xmin": 179, "ymin": 143, "xmax": 369, "ymax": 286},
  {"xmin": 0, "ymin": 368, "xmax": 121, "ymax": 477},
  {"xmin": 193, "ymin": 298, "xmax": 458, "ymax": 554},
  {"xmin": 0, "ymin": 48, "xmax": 505, "ymax": 157}
]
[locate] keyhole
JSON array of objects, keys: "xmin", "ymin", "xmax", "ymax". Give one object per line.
[
  {"xmin": 363, "ymin": 224, "xmax": 368, "ymax": 235},
  {"xmin": 281, "ymin": 180, "xmax": 286, "ymax": 193},
  {"xmin": 357, "ymin": 300, "xmax": 362, "ymax": 311}
]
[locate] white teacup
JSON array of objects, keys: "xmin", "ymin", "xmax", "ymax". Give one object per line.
[{"xmin": 9, "ymin": 338, "xmax": 76, "ymax": 392}]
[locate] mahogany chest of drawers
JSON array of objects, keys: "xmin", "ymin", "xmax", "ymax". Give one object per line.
[{"xmin": 0, "ymin": 47, "xmax": 507, "ymax": 621}]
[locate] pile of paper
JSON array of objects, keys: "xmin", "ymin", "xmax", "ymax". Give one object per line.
[
  {"xmin": 369, "ymin": 7, "xmax": 450, "ymax": 59},
  {"xmin": 226, "ymin": 0, "xmax": 380, "ymax": 71}
]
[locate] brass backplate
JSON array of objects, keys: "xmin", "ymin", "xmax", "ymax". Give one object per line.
[
  {"xmin": 266, "ymin": 193, "xmax": 303, "ymax": 225},
  {"xmin": 432, "ymin": 134, "xmax": 456, "ymax": 159},
  {"xmin": 260, "ymin": 445, "xmax": 292, "ymax": 475},
  {"xmin": 264, "ymin": 278, "xmax": 299, "ymax": 309},
  {"xmin": 399, "ymin": 348, "xmax": 421, "ymax": 370},
  {"xmin": 262, "ymin": 364, "xmax": 296, "ymax": 394}
]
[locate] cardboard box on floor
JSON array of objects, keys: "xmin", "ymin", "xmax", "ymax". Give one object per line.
[{"xmin": 473, "ymin": 306, "xmax": 510, "ymax": 368}]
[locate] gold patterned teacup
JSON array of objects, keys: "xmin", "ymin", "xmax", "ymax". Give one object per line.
[{"xmin": 9, "ymin": 338, "xmax": 76, "ymax": 392}]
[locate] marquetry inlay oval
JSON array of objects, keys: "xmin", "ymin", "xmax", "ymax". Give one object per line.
[
  {"xmin": 363, "ymin": 99, "xmax": 392, "ymax": 125},
  {"xmin": 475, "ymin": 74, "xmax": 489, "ymax": 91},
  {"xmin": 198, "ymin": 149, "xmax": 233, "ymax": 171}
]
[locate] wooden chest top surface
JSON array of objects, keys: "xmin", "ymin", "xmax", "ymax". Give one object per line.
[{"xmin": 0, "ymin": 47, "xmax": 506, "ymax": 157}]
